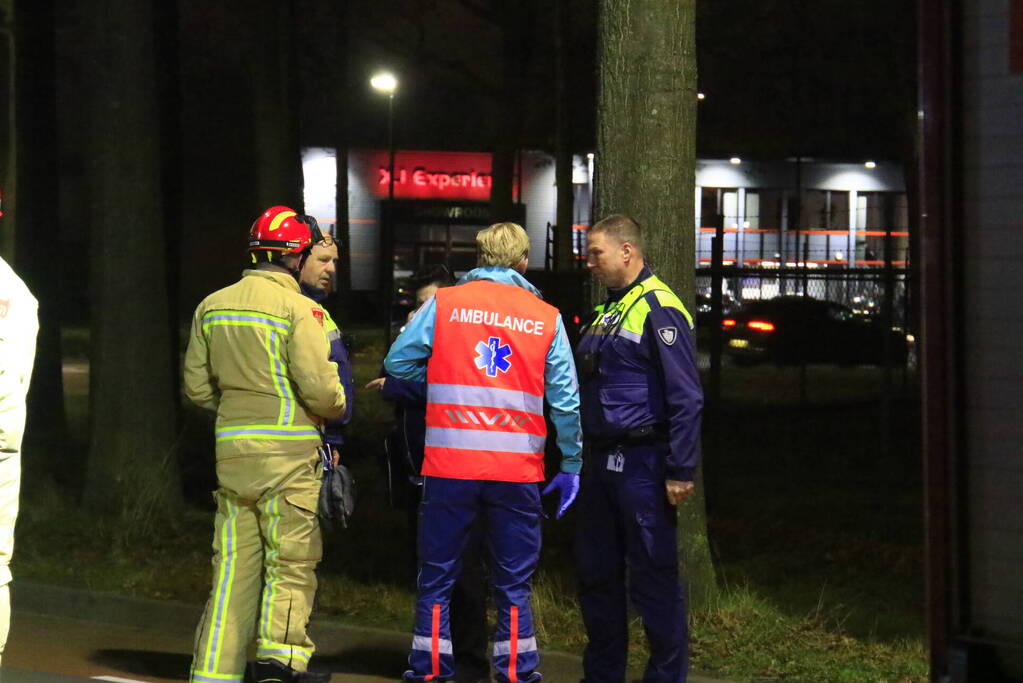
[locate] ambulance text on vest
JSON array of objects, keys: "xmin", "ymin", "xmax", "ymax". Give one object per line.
[{"xmin": 449, "ymin": 308, "xmax": 546, "ymax": 336}]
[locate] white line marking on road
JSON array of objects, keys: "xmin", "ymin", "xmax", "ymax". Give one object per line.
[{"xmin": 92, "ymin": 677, "xmax": 149, "ymax": 683}]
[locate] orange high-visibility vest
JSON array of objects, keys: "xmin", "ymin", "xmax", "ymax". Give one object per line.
[{"xmin": 424, "ymin": 279, "xmax": 559, "ymax": 482}]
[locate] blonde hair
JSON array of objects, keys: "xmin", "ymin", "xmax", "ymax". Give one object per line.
[
  {"xmin": 477, "ymin": 222, "xmax": 530, "ymax": 268},
  {"xmin": 590, "ymin": 214, "xmax": 645, "ymax": 255}
]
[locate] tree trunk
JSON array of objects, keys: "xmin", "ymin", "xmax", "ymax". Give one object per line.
[
  {"xmin": 490, "ymin": 2, "xmax": 528, "ymax": 222},
  {"xmin": 596, "ymin": 0, "xmax": 717, "ymax": 610},
  {"xmin": 553, "ymin": 0, "xmax": 575, "ymax": 271},
  {"xmin": 83, "ymin": 0, "xmax": 181, "ymax": 514},
  {"xmin": 332, "ymin": 0, "xmax": 352, "ymax": 305},
  {"xmin": 252, "ymin": 0, "xmax": 302, "ymax": 209},
  {"xmin": 13, "ymin": 0, "xmax": 69, "ymax": 479},
  {"xmin": 0, "ymin": 6, "xmax": 14, "ymax": 261}
]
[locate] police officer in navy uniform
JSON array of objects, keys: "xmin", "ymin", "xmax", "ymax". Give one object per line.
[{"xmin": 574, "ymin": 214, "xmax": 703, "ymax": 683}]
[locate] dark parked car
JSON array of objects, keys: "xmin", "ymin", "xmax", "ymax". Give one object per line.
[{"xmin": 722, "ymin": 296, "xmax": 908, "ymax": 366}]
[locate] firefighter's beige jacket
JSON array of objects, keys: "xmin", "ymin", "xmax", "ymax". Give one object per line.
[
  {"xmin": 0, "ymin": 257, "xmax": 38, "ymax": 455},
  {"xmin": 183, "ymin": 268, "xmax": 346, "ymax": 458}
]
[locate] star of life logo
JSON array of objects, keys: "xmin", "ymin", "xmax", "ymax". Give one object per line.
[{"xmin": 474, "ymin": 336, "xmax": 513, "ymax": 377}]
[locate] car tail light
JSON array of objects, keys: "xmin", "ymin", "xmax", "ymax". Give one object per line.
[
  {"xmin": 748, "ymin": 320, "xmax": 775, "ymax": 332},
  {"xmin": 722, "ymin": 319, "xmax": 737, "ymax": 329}
]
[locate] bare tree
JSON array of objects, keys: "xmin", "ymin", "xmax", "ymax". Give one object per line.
[
  {"xmin": 252, "ymin": 0, "xmax": 303, "ymax": 209},
  {"xmin": 11, "ymin": 0, "xmax": 69, "ymax": 481},
  {"xmin": 82, "ymin": 0, "xmax": 181, "ymax": 513},
  {"xmin": 0, "ymin": 1, "xmax": 13, "ymax": 260},
  {"xmin": 553, "ymin": 0, "xmax": 575, "ymax": 270},
  {"xmin": 595, "ymin": 0, "xmax": 717, "ymax": 609}
]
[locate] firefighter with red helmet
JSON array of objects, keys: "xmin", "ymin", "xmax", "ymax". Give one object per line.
[{"xmin": 183, "ymin": 206, "xmax": 346, "ymax": 683}]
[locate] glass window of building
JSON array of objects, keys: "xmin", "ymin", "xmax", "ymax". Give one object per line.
[
  {"xmin": 744, "ymin": 189, "xmax": 786, "ymax": 231},
  {"xmin": 856, "ymin": 192, "xmax": 909, "ymax": 264}
]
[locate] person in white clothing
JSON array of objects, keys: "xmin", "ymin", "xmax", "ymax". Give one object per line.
[{"xmin": 0, "ymin": 256, "xmax": 38, "ymax": 662}]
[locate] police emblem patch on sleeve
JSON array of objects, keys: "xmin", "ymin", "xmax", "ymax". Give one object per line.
[
  {"xmin": 312, "ymin": 309, "xmax": 325, "ymax": 326},
  {"xmin": 657, "ymin": 326, "xmax": 678, "ymax": 346}
]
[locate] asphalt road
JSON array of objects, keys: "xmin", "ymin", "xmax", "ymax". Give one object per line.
[
  {"xmin": 2, "ymin": 582, "xmax": 732, "ymax": 683},
  {"xmin": 3, "ymin": 610, "xmax": 406, "ymax": 683}
]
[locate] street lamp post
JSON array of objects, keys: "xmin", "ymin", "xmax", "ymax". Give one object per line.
[
  {"xmin": 387, "ymin": 92, "xmax": 395, "ymax": 200},
  {"xmin": 370, "ymin": 72, "xmax": 398, "ymax": 200},
  {"xmin": 370, "ymin": 72, "xmax": 398, "ymax": 338}
]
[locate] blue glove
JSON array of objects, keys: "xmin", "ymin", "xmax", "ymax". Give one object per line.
[{"xmin": 541, "ymin": 472, "xmax": 580, "ymax": 519}]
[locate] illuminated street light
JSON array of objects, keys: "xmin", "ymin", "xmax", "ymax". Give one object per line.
[
  {"xmin": 697, "ymin": 92, "xmax": 706, "ymax": 100},
  {"xmin": 864, "ymin": 160, "xmax": 877, "ymax": 169},
  {"xmin": 729, "ymin": 157, "xmax": 742, "ymax": 165},
  {"xmin": 370, "ymin": 72, "xmax": 398, "ymax": 94}
]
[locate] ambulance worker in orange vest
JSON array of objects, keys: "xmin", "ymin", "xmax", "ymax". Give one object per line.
[{"xmin": 384, "ymin": 222, "xmax": 583, "ymax": 683}]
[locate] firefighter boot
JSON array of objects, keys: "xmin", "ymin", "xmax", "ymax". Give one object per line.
[{"xmin": 251, "ymin": 659, "xmax": 331, "ymax": 683}]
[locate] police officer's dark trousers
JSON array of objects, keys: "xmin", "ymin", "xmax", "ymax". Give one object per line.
[
  {"xmin": 576, "ymin": 442, "xmax": 688, "ymax": 683},
  {"xmin": 406, "ymin": 476, "xmax": 542, "ymax": 683}
]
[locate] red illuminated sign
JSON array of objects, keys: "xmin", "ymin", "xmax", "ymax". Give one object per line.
[
  {"xmin": 363, "ymin": 150, "xmax": 496, "ymax": 201},
  {"xmin": 379, "ymin": 167, "xmax": 492, "ymax": 192}
]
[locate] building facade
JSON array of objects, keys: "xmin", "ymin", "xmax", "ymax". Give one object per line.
[{"xmin": 303, "ymin": 148, "xmax": 905, "ymax": 293}]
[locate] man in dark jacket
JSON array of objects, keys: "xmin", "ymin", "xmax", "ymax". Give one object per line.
[{"xmin": 299, "ymin": 235, "xmax": 355, "ymax": 460}]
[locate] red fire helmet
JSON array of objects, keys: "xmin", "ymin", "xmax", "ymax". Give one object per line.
[{"xmin": 248, "ymin": 205, "xmax": 320, "ymax": 255}]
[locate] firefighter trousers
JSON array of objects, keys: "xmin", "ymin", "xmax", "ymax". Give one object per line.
[
  {"xmin": 0, "ymin": 452, "xmax": 20, "ymax": 664},
  {"xmin": 576, "ymin": 443, "xmax": 688, "ymax": 683},
  {"xmin": 190, "ymin": 451, "xmax": 323, "ymax": 683},
  {"xmin": 405, "ymin": 476, "xmax": 543, "ymax": 683}
]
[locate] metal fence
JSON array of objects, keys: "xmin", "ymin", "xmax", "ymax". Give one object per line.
[{"xmin": 696, "ymin": 267, "xmax": 910, "ymax": 328}]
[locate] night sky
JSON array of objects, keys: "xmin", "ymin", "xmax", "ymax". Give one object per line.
[{"xmin": 166, "ymin": 0, "xmax": 917, "ymax": 158}]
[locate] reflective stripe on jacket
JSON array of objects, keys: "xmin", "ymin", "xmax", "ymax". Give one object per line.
[
  {"xmin": 0, "ymin": 257, "xmax": 38, "ymax": 454},
  {"xmin": 183, "ymin": 269, "xmax": 346, "ymax": 458},
  {"xmin": 423, "ymin": 279, "xmax": 559, "ymax": 482}
]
